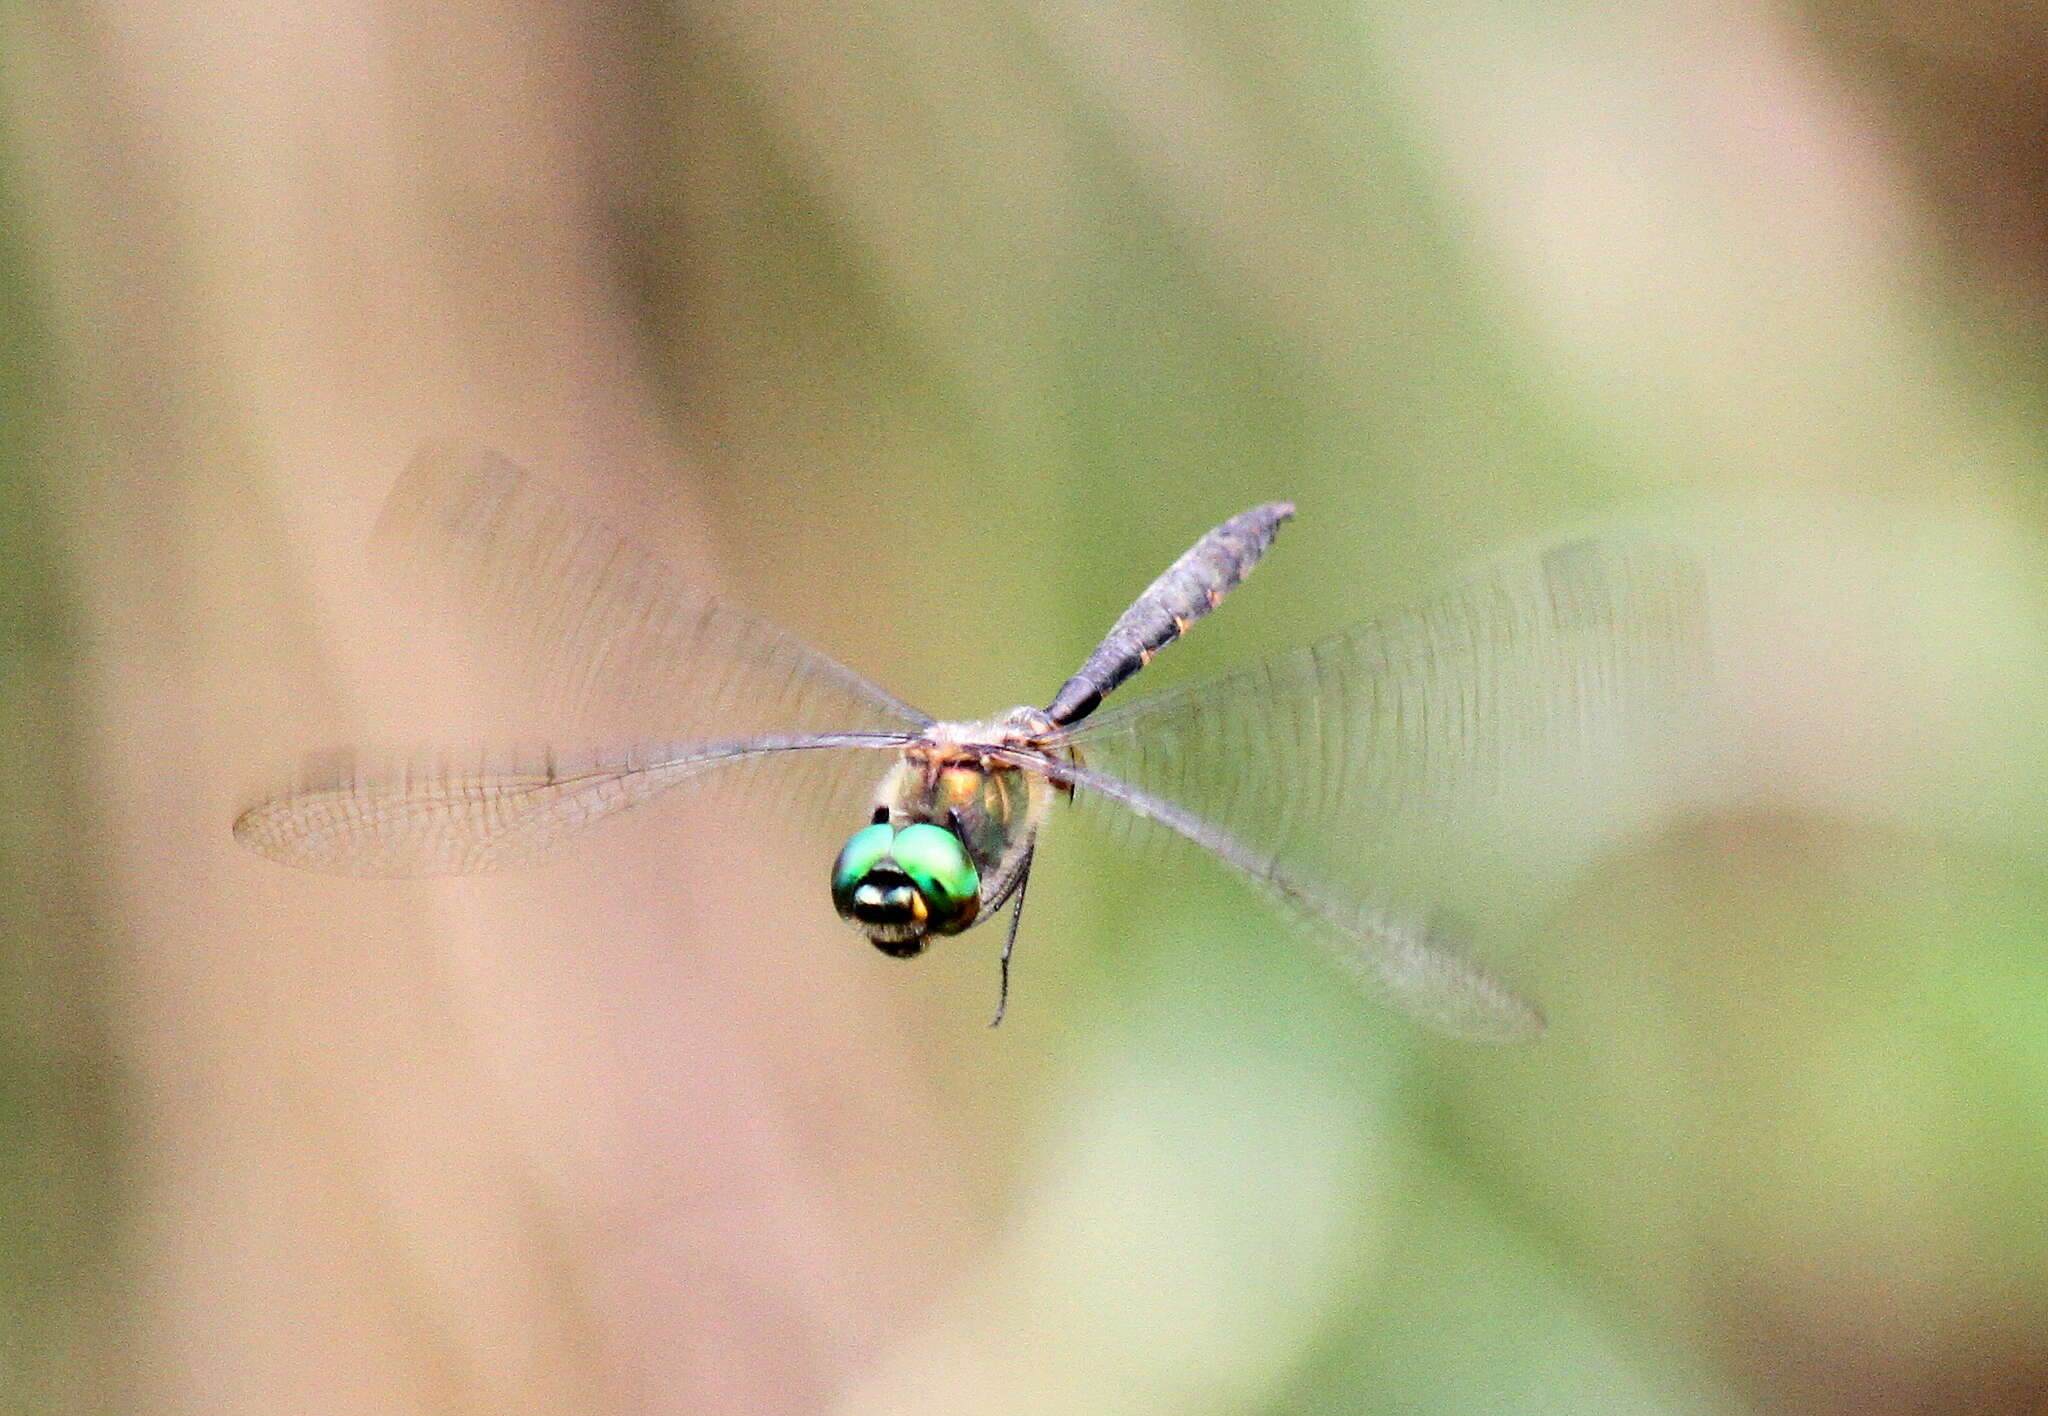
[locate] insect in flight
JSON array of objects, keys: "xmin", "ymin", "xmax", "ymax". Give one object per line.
[{"xmin": 234, "ymin": 446, "xmax": 1706, "ymax": 1039}]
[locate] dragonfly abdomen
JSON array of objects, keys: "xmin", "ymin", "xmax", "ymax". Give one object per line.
[{"xmin": 1046, "ymin": 501, "xmax": 1295, "ymax": 726}]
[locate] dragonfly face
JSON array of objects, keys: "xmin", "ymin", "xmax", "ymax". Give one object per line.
[{"xmin": 830, "ymin": 821, "xmax": 980, "ymax": 953}]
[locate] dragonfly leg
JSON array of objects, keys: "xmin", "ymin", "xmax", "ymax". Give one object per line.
[{"xmin": 988, "ymin": 845, "xmax": 1035, "ymax": 1028}]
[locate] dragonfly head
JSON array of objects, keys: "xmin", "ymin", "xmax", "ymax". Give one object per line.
[{"xmin": 831, "ymin": 820, "xmax": 982, "ymax": 954}]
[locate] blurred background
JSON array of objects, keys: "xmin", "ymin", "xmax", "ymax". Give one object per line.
[{"xmin": 7, "ymin": 2, "xmax": 2048, "ymax": 1412}]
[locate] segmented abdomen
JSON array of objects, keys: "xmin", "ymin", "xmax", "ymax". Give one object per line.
[{"xmin": 1046, "ymin": 501, "xmax": 1295, "ymax": 725}]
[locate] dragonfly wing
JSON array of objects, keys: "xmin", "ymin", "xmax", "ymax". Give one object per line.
[
  {"xmin": 238, "ymin": 445, "xmax": 931, "ymax": 876},
  {"xmin": 373, "ymin": 442, "xmax": 932, "ymax": 740},
  {"xmin": 235, "ymin": 733, "xmax": 911, "ymax": 877},
  {"xmin": 1038, "ymin": 755, "xmax": 1543, "ymax": 1041},
  {"xmin": 1061, "ymin": 539, "xmax": 1717, "ymax": 1036}
]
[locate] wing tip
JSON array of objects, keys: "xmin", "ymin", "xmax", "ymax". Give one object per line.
[
  {"xmin": 230, "ymin": 790, "xmax": 336, "ymax": 873},
  {"xmin": 374, "ymin": 440, "xmax": 532, "ymax": 553}
]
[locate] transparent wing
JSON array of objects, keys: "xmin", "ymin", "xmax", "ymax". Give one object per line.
[
  {"xmin": 237, "ymin": 444, "xmax": 928, "ymax": 875},
  {"xmin": 234, "ymin": 733, "xmax": 911, "ymax": 877},
  {"xmin": 1061, "ymin": 539, "xmax": 1716, "ymax": 1038},
  {"xmin": 1003, "ymin": 751, "xmax": 1543, "ymax": 1041},
  {"xmin": 371, "ymin": 441, "xmax": 932, "ymax": 740}
]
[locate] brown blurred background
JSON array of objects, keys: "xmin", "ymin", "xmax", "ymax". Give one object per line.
[{"xmin": 8, "ymin": 2, "xmax": 2048, "ymax": 1413}]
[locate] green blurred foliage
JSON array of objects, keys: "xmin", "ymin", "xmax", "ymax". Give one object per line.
[{"xmin": 0, "ymin": 160, "xmax": 118, "ymax": 1410}]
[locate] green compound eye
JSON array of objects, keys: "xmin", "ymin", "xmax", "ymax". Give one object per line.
[
  {"xmin": 889, "ymin": 823, "xmax": 981, "ymax": 933},
  {"xmin": 831, "ymin": 822, "xmax": 898, "ymax": 907},
  {"xmin": 833, "ymin": 822, "xmax": 897, "ymax": 889}
]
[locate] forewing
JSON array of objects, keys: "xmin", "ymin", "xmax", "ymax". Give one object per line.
[
  {"xmin": 234, "ymin": 734, "xmax": 910, "ymax": 877},
  {"xmin": 373, "ymin": 442, "xmax": 931, "ymax": 740},
  {"xmin": 1062, "ymin": 539, "xmax": 1716, "ymax": 1037}
]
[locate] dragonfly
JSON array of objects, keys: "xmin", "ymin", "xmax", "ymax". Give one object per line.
[{"xmin": 234, "ymin": 445, "xmax": 1708, "ymax": 1039}]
